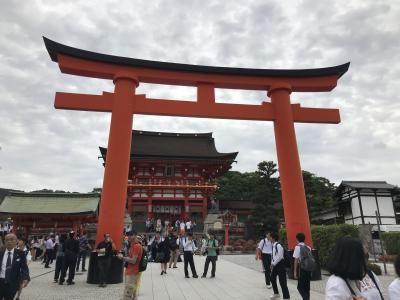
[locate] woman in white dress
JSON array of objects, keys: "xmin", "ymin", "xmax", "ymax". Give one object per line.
[{"xmin": 325, "ymin": 237, "xmax": 383, "ymax": 300}]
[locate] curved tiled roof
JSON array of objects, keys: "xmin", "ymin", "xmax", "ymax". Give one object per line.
[
  {"xmin": 0, "ymin": 192, "xmax": 100, "ymax": 215},
  {"xmin": 100, "ymin": 130, "xmax": 238, "ymax": 161}
]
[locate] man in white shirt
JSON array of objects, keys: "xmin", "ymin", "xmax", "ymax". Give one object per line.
[
  {"xmin": 185, "ymin": 220, "xmax": 192, "ymax": 233},
  {"xmin": 256, "ymin": 232, "xmax": 273, "ymax": 288},
  {"xmin": 181, "ymin": 232, "xmax": 198, "ymax": 278},
  {"xmin": 293, "ymin": 232, "xmax": 312, "ymax": 300},
  {"xmin": 270, "ymin": 232, "xmax": 290, "ymax": 299},
  {"xmin": 44, "ymin": 235, "xmax": 55, "ymax": 268}
]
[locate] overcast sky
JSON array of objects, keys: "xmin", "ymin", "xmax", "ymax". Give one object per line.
[{"xmin": 0, "ymin": 0, "xmax": 399, "ymax": 192}]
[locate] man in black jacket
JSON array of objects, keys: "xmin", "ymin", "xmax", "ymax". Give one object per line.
[
  {"xmin": 59, "ymin": 231, "xmax": 79, "ymax": 285},
  {"xmin": 96, "ymin": 233, "xmax": 116, "ymax": 287},
  {"xmin": 0, "ymin": 233, "xmax": 30, "ymax": 300},
  {"xmin": 168, "ymin": 231, "xmax": 179, "ymax": 269}
]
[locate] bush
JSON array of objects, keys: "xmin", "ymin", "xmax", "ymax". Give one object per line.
[
  {"xmin": 246, "ymin": 240, "xmax": 255, "ymax": 246},
  {"xmin": 243, "ymin": 244, "xmax": 256, "ymax": 251},
  {"xmin": 368, "ymin": 262, "xmax": 382, "ymax": 275},
  {"xmin": 280, "ymin": 224, "xmax": 358, "ymax": 268},
  {"xmin": 382, "ymin": 232, "xmax": 400, "ymax": 255}
]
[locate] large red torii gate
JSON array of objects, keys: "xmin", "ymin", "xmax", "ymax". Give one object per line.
[{"xmin": 44, "ymin": 37, "xmax": 349, "ymax": 249}]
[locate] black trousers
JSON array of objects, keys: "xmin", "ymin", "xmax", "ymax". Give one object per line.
[
  {"xmin": 261, "ymin": 253, "xmax": 272, "ymax": 285},
  {"xmin": 44, "ymin": 249, "xmax": 53, "ymax": 267},
  {"xmin": 60, "ymin": 254, "xmax": 77, "ymax": 283},
  {"xmin": 297, "ymin": 269, "xmax": 311, "ymax": 300},
  {"xmin": 97, "ymin": 257, "xmax": 111, "ymax": 284},
  {"xmin": 271, "ymin": 262, "xmax": 290, "ymax": 299},
  {"xmin": 0, "ymin": 279, "xmax": 17, "ymax": 300},
  {"xmin": 54, "ymin": 256, "xmax": 64, "ymax": 281},
  {"xmin": 76, "ymin": 250, "xmax": 87, "ymax": 271},
  {"xmin": 183, "ymin": 251, "xmax": 197, "ymax": 277},
  {"xmin": 203, "ymin": 256, "xmax": 217, "ymax": 276}
]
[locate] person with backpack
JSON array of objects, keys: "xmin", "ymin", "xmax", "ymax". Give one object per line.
[
  {"xmin": 167, "ymin": 231, "xmax": 179, "ymax": 269},
  {"xmin": 270, "ymin": 232, "xmax": 290, "ymax": 299},
  {"xmin": 201, "ymin": 233, "xmax": 219, "ymax": 278},
  {"xmin": 325, "ymin": 237, "xmax": 383, "ymax": 300},
  {"xmin": 293, "ymin": 232, "xmax": 315, "ymax": 300},
  {"xmin": 256, "ymin": 232, "xmax": 273, "ymax": 289},
  {"xmin": 117, "ymin": 232, "xmax": 144, "ymax": 300}
]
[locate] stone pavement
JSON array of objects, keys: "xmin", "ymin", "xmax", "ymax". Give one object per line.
[{"xmin": 21, "ymin": 255, "xmax": 396, "ymax": 299}]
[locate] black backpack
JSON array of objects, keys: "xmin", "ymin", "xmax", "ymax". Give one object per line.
[
  {"xmin": 299, "ymin": 245, "xmax": 316, "ymax": 272},
  {"xmin": 275, "ymin": 243, "xmax": 291, "ymax": 268},
  {"xmin": 138, "ymin": 248, "xmax": 148, "ymax": 272}
]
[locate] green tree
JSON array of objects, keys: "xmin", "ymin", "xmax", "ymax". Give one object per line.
[
  {"xmin": 302, "ymin": 171, "xmax": 336, "ymax": 217},
  {"xmin": 251, "ymin": 161, "xmax": 282, "ymax": 235}
]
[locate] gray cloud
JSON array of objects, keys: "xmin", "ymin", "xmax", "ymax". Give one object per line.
[{"xmin": 0, "ymin": 0, "xmax": 399, "ymax": 192}]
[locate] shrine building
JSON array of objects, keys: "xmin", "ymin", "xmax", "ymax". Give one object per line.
[
  {"xmin": 99, "ymin": 130, "xmax": 237, "ymax": 228},
  {"xmin": 0, "ymin": 191, "xmax": 100, "ymax": 238}
]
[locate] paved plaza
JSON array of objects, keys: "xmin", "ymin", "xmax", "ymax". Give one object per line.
[{"xmin": 22, "ymin": 255, "xmax": 395, "ymax": 299}]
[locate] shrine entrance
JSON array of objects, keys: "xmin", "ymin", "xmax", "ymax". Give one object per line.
[{"xmin": 44, "ymin": 37, "xmax": 349, "ymax": 250}]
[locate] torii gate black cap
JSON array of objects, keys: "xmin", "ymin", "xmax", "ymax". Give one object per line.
[{"xmin": 43, "ymin": 36, "xmax": 350, "ymax": 79}]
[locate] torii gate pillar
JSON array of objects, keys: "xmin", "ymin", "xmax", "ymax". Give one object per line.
[
  {"xmin": 269, "ymin": 83, "xmax": 311, "ymax": 248},
  {"xmin": 96, "ymin": 72, "xmax": 138, "ymax": 246}
]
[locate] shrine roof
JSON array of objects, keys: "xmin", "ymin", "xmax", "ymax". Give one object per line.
[
  {"xmin": 0, "ymin": 192, "xmax": 100, "ymax": 215},
  {"xmin": 99, "ymin": 130, "xmax": 238, "ymax": 161},
  {"xmin": 43, "ymin": 37, "xmax": 349, "ymax": 79},
  {"xmin": 339, "ymin": 181, "xmax": 397, "ymax": 190}
]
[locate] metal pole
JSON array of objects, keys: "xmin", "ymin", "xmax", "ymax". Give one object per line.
[
  {"xmin": 375, "ymin": 210, "xmax": 387, "ymax": 275},
  {"xmin": 368, "ymin": 222, "xmax": 377, "ymax": 262}
]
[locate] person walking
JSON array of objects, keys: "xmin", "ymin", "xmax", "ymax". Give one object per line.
[
  {"xmin": 168, "ymin": 231, "xmax": 179, "ymax": 269},
  {"xmin": 293, "ymin": 233, "xmax": 312, "ymax": 300},
  {"xmin": 15, "ymin": 238, "xmax": 31, "ymax": 300},
  {"xmin": 44, "ymin": 234, "xmax": 55, "ymax": 268},
  {"xmin": 96, "ymin": 233, "xmax": 116, "ymax": 287},
  {"xmin": 389, "ymin": 254, "xmax": 400, "ymax": 299},
  {"xmin": 256, "ymin": 232, "xmax": 273, "ymax": 289},
  {"xmin": 201, "ymin": 233, "xmax": 218, "ymax": 278},
  {"xmin": 59, "ymin": 231, "xmax": 79, "ymax": 285},
  {"xmin": 270, "ymin": 232, "xmax": 290, "ymax": 299},
  {"xmin": 117, "ymin": 232, "xmax": 143, "ymax": 300},
  {"xmin": 325, "ymin": 237, "xmax": 383, "ymax": 300},
  {"xmin": 0, "ymin": 233, "xmax": 30, "ymax": 300},
  {"xmin": 54, "ymin": 233, "xmax": 67, "ymax": 283},
  {"xmin": 76, "ymin": 233, "xmax": 90, "ymax": 272},
  {"xmin": 155, "ymin": 234, "xmax": 170, "ymax": 275},
  {"xmin": 182, "ymin": 232, "xmax": 198, "ymax": 278}
]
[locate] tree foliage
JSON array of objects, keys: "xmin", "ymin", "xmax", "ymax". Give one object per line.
[
  {"xmin": 215, "ymin": 161, "xmax": 337, "ymax": 236},
  {"xmin": 302, "ymin": 171, "xmax": 336, "ymax": 216}
]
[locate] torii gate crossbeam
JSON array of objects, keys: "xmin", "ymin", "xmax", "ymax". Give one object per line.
[{"xmin": 44, "ymin": 37, "xmax": 349, "ymax": 250}]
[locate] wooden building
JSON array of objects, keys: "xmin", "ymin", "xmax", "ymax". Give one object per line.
[
  {"xmin": 0, "ymin": 191, "xmax": 100, "ymax": 237},
  {"xmin": 100, "ymin": 131, "xmax": 237, "ymax": 227},
  {"xmin": 313, "ymin": 181, "xmax": 399, "ymax": 226}
]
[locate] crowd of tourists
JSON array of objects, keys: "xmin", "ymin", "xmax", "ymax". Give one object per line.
[
  {"xmin": 144, "ymin": 217, "xmax": 197, "ymax": 235},
  {"xmin": 3, "ymin": 225, "xmax": 400, "ymax": 299},
  {"xmin": 256, "ymin": 230, "xmax": 400, "ymax": 299}
]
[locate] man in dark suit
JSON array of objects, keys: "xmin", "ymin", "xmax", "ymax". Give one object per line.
[
  {"xmin": 59, "ymin": 231, "xmax": 79, "ymax": 285},
  {"xmin": 0, "ymin": 233, "xmax": 30, "ymax": 300}
]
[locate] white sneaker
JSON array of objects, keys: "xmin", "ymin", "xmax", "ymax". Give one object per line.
[
  {"xmin": 266, "ymin": 284, "xmax": 272, "ymax": 289},
  {"xmin": 270, "ymin": 294, "xmax": 280, "ymax": 299}
]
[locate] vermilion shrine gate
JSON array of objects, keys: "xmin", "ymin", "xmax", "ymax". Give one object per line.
[{"xmin": 44, "ymin": 37, "xmax": 349, "ymax": 249}]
